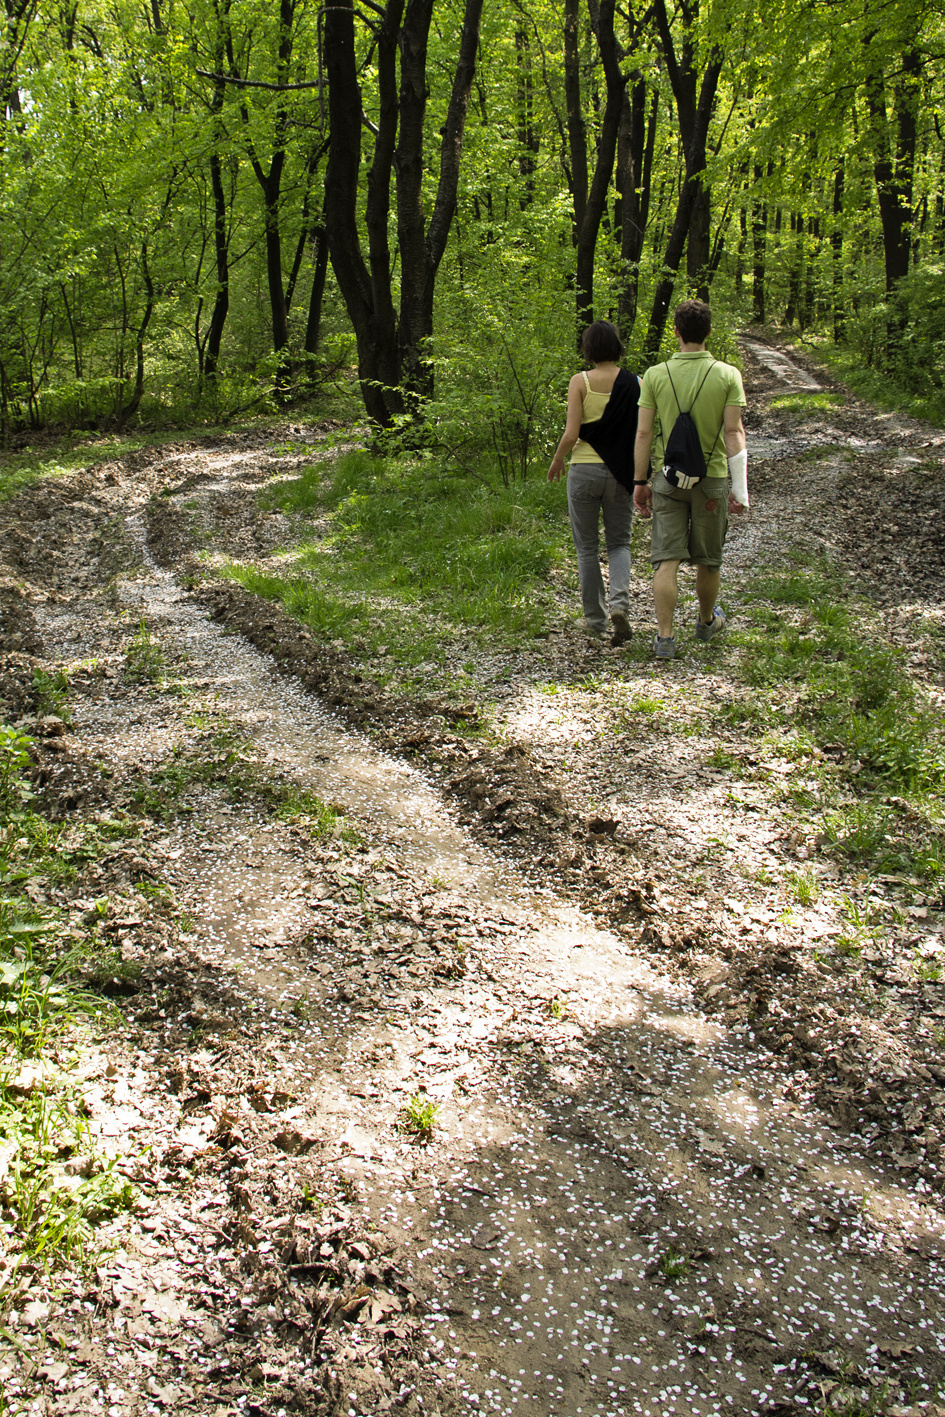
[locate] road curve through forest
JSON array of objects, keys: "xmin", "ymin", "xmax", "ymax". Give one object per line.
[{"xmin": 3, "ymin": 339, "xmax": 944, "ymax": 1417}]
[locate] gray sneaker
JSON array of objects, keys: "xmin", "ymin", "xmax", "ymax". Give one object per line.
[
  {"xmin": 653, "ymin": 634, "xmax": 676, "ymax": 660},
  {"xmin": 695, "ymin": 607, "xmax": 726, "ymax": 642},
  {"xmin": 610, "ymin": 610, "xmax": 632, "ymax": 645}
]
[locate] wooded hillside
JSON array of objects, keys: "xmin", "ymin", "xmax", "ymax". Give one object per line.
[{"xmin": 1, "ymin": 0, "xmax": 942, "ymax": 436}]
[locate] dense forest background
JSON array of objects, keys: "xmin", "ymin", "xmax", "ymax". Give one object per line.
[{"xmin": 1, "ymin": 0, "xmax": 942, "ymax": 457}]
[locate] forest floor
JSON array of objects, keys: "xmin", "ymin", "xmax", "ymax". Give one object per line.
[{"xmin": 1, "ymin": 336, "xmax": 945, "ymax": 1417}]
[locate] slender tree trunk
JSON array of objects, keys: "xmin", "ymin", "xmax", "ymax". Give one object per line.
[
  {"xmin": 515, "ymin": 26, "xmax": 538, "ymax": 209},
  {"xmin": 238, "ymin": 0, "xmax": 293, "ymax": 388},
  {"xmin": 117, "ymin": 244, "xmax": 154, "ymax": 424},
  {"xmin": 734, "ymin": 188, "xmax": 747, "ymax": 294},
  {"xmin": 304, "ymin": 222, "xmax": 329, "ymax": 363},
  {"xmin": 573, "ymin": 0, "xmax": 625, "ymax": 328},
  {"xmin": 617, "ymin": 80, "xmax": 657, "ymax": 335},
  {"xmin": 60, "ymin": 281, "xmax": 82, "ymax": 378},
  {"xmin": 396, "ymin": 0, "xmax": 484, "ymax": 397},
  {"xmin": 203, "ymin": 145, "xmax": 230, "ymax": 379},
  {"xmin": 832, "ymin": 163, "xmax": 845, "ymax": 340},
  {"xmin": 563, "ymin": 0, "xmax": 587, "ymax": 248},
  {"xmin": 751, "ymin": 162, "xmax": 767, "ymax": 323},
  {"xmin": 804, "ymin": 215, "xmax": 819, "ymax": 326},
  {"xmin": 644, "ymin": 0, "xmax": 722, "ymax": 359},
  {"xmin": 0, "ymin": 0, "xmax": 35, "ymax": 123},
  {"xmin": 785, "ymin": 213, "xmax": 801, "ymax": 325},
  {"xmin": 687, "ymin": 182, "xmax": 711, "ymax": 298}
]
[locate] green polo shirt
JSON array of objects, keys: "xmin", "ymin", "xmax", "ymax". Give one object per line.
[{"xmin": 639, "ymin": 351, "xmax": 746, "ymax": 481}]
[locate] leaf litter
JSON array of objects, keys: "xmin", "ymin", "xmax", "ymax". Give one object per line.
[{"xmin": 0, "ymin": 344, "xmax": 943, "ymax": 1415}]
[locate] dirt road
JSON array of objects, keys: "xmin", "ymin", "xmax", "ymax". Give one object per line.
[{"xmin": 1, "ymin": 338, "xmax": 943, "ymax": 1417}]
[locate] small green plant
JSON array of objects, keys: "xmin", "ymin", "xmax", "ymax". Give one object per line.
[
  {"xmin": 787, "ymin": 866, "xmax": 819, "ymax": 906},
  {"xmin": 704, "ymin": 832, "xmax": 732, "ymax": 854},
  {"xmin": 834, "ymin": 935, "xmax": 864, "ymax": 960},
  {"xmin": 627, "ymin": 695, "xmax": 664, "ymax": 716},
  {"xmin": 31, "ymin": 668, "xmax": 71, "ymax": 722},
  {"xmin": 656, "ymin": 1245, "xmax": 692, "ymax": 1280},
  {"xmin": 821, "ymin": 803, "xmax": 893, "ymax": 863},
  {"xmin": 0, "ymin": 724, "xmax": 35, "ymax": 812},
  {"xmin": 299, "ymin": 1182, "xmax": 322, "ymax": 1215},
  {"xmin": 123, "ymin": 620, "xmax": 167, "ymax": 683},
  {"xmin": 548, "ymin": 995, "xmax": 566, "ymax": 1019},
  {"xmin": 270, "ymin": 783, "xmax": 356, "ymax": 840},
  {"xmin": 398, "ymin": 1093, "xmax": 439, "ymax": 1138},
  {"xmin": 11, "ymin": 1151, "xmax": 136, "ymax": 1265},
  {"xmin": 916, "ymin": 958, "xmax": 943, "ymax": 983}
]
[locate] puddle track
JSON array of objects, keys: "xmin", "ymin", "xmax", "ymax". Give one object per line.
[{"xmin": 27, "ymin": 479, "xmax": 945, "ymax": 1416}]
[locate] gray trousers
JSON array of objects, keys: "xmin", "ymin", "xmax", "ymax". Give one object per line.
[{"xmin": 567, "ymin": 463, "xmax": 633, "ymax": 632}]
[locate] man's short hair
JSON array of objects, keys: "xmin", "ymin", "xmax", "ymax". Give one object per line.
[
  {"xmin": 581, "ymin": 319, "xmax": 625, "ymax": 364},
  {"xmin": 674, "ymin": 300, "xmax": 712, "ymax": 344}
]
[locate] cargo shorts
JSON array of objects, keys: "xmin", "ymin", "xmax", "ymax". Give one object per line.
[{"xmin": 649, "ymin": 472, "xmax": 729, "ymax": 570}]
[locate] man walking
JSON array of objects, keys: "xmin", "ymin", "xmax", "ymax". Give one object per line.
[{"xmin": 632, "ymin": 301, "xmax": 748, "ymax": 660}]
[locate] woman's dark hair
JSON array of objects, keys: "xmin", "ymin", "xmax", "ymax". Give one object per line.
[
  {"xmin": 673, "ymin": 299, "xmax": 712, "ymax": 344},
  {"xmin": 581, "ymin": 319, "xmax": 625, "ymax": 364}
]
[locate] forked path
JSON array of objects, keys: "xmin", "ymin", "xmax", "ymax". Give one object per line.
[{"xmin": 4, "ymin": 343, "xmax": 945, "ymax": 1417}]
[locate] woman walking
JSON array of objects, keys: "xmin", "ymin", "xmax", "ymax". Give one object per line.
[{"xmin": 547, "ymin": 320, "xmax": 640, "ymax": 644}]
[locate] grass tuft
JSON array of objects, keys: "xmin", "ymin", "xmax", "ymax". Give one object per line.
[{"xmin": 398, "ymin": 1092, "xmax": 439, "ymax": 1139}]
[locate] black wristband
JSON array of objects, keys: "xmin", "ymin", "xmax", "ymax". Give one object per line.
[{"xmin": 633, "ymin": 479, "xmax": 650, "ymax": 486}]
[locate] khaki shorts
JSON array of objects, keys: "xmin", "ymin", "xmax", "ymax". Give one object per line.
[{"xmin": 650, "ymin": 473, "xmax": 729, "ymax": 570}]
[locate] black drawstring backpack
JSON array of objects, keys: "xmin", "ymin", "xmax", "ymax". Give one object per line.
[{"xmin": 661, "ymin": 362, "xmax": 723, "ymax": 490}]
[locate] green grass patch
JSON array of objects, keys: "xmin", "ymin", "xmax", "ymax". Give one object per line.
[
  {"xmin": 0, "ymin": 727, "xmax": 151, "ymax": 1298},
  {"xmin": 0, "ymin": 432, "xmax": 162, "ymax": 504},
  {"xmin": 128, "ymin": 710, "xmax": 358, "ymax": 841},
  {"xmin": 233, "ymin": 451, "xmax": 569, "ymax": 682},
  {"xmin": 817, "ymin": 341, "xmax": 945, "ymax": 426},
  {"xmin": 733, "ymin": 560, "xmax": 945, "ymax": 796},
  {"xmin": 732, "ymin": 554, "xmax": 945, "ymax": 886},
  {"xmin": 1, "ymin": 1084, "xmax": 137, "ymax": 1276},
  {"xmin": 793, "ymin": 443, "xmax": 850, "ymax": 463},
  {"xmin": 768, "ymin": 391, "xmax": 845, "ymax": 415}
]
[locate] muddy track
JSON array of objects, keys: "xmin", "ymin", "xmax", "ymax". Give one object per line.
[{"xmin": 0, "ymin": 336, "xmax": 944, "ymax": 1417}]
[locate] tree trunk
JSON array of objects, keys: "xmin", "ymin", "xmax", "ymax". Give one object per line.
[
  {"xmin": 324, "ymin": 0, "xmax": 403, "ymax": 425},
  {"xmin": 785, "ymin": 213, "xmax": 802, "ymax": 326},
  {"xmin": 304, "ymin": 222, "xmax": 329, "ymax": 363},
  {"xmin": 324, "ymin": 0, "xmax": 482, "ymax": 421},
  {"xmin": 396, "ymin": 0, "xmax": 484, "ymax": 398},
  {"xmin": 734, "ymin": 190, "xmax": 747, "ymax": 294},
  {"xmin": 751, "ymin": 162, "xmax": 767, "ymax": 323},
  {"xmin": 864, "ymin": 50, "xmax": 919, "ymax": 297},
  {"xmin": 203, "ymin": 144, "xmax": 230, "ymax": 380},
  {"xmin": 616, "ymin": 79, "xmax": 657, "ymax": 335},
  {"xmin": 202, "ymin": 37, "xmax": 233, "ymax": 380},
  {"xmin": 563, "ymin": 0, "xmax": 587, "ymax": 246},
  {"xmin": 238, "ymin": 0, "xmax": 293, "ymax": 389},
  {"xmin": 832, "ymin": 162, "xmax": 845, "ymax": 340},
  {"xmin": 0, "ymin": 0, "xmax": 35, "ymax": 123},
  {"xmin": 687, "ymin": 181, "xmax": 711, "ymax": 298},
  {"xmin": 644, "ymin": 0, "xmax": 722, "ymax": 360},
  {"xmin": 117, "ymin": 244, "xmax": 154, "ymax": 425},
  {"xmin": 804, "ymin": 215, "xmax": 818, "ymax": 326},
  {"xmin": 515, "ymin": 27, "xmax": 538, "ymax": 209},
  {"xmin": 573, "ymin": 0, "xmax": 625, "ymax": 328}
]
